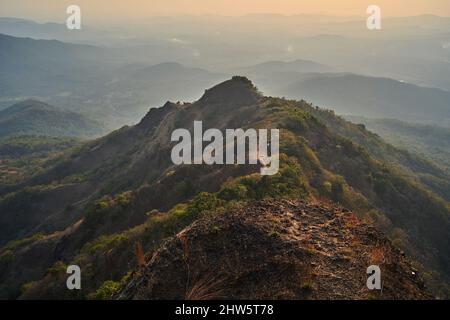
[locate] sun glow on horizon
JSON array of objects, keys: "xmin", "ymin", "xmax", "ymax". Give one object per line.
[{"xmin": 1, "ymin": 0, "xmax": 449, "ymax": 25}]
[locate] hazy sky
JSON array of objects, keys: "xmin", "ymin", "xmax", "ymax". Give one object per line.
[{"xmin": 1, "ymin": 0, "xmax": 450, "ymax": 24}]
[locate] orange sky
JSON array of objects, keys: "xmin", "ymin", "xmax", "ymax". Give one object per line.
[{"xmin": 1, "ymin": 0, "xmax": 449, "ymax": 23}]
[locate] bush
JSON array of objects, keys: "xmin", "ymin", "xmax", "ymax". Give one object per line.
[
  {"xmin": 218, "ymin": 184, "xmax": 248, "ymax": 201},
  {"xmin": 331, "ymin": 177, "xmax": 345, "ymax": 202},
  {"xmin": 323, "ymin": 181, "xmax": 332, "ymax": 193},
  {"xmin": 46, "ymin": 261, "xmax": 67, "ymax": 276},
  {"xmin": 84, "ymin": 234, "xmax": 130, "ymax": 255},
  {"xmin": 88, "ymin": 280, "xmax": 122, "ymax": 300}
]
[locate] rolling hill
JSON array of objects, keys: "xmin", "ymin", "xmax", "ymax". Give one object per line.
[
  {"xmin": 238, "ymin": 59, "xmax": 331, "ymax": 75},
  {"xmin": 277, "ymin": 73, "xmax": 450, "ymax": 127},
  {"xmin": 0, "ymin": 100, "xmax": 104, "ymax": 138},
  {"xmin": 0, "ymin": 17, "xmax": 112, "ymax": 45},
  {"xmin": 345, "ymin": 116, "xmax": 450, "ymax": 174},
  {"xmin": 0, "ymin": 34, "xmax": 228, "ymax": 127},
  {"xmin": 0, "ymin": 33, "xmax": 113, "ymax": 100}
]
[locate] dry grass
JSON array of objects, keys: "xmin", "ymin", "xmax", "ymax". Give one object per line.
[
  {"xmin": 185, "ymin": 274, "xmax": 225, "ymax": 300},
  {"xmin": 345, "ymin": 214, "xmax": 361, "ymax": 229},
  {"xmin": 370, "ymin": 246, "xmax": 387, "ymax": 265},
  {"xmin": 177, "ymin": 231, "xmax": 190, "ymax": 261},
  {"xmin": 135, "ymin": 241, "xmax": 146, "ymax": 268},
  {"xmin": 177, "ymin": 231, "xmax": 192, "ymax": 294}
]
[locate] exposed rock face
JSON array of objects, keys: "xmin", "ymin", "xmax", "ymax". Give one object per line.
[
  {"xmin": 118, "ymin": 199, "xmax": 430, "ymax": 300},
  {"xmin": 198, "ymin": 76, "xmax": 261, "ymax": 107}
]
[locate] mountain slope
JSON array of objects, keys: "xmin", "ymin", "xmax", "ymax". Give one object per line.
[
  {"xmin": 300, "ymin": 107, "xmax": 450, "ymax": 202},
  {"xmin": 0, "ymin": 100, "xmax": 104, "ymax": 138},
  {"xmin": 345, "ymin": 116, "xmax": 450, "ymax": 174},
  {"xmin": 83, "ymin": 62, "xmax": 227, "ymax": 126},
  {"xmin": 116, "ymin": 199, "xmax": 429, "ymax": 300},
  {"xmin": 0, "ymin": 34, "xmax": 228, "ymax": 126},
  {"xmin": 0, "ymin": 136, "xmax": 80, "ymax": 191},
  {"xmin": 0, "ymin": 17, "xmax": 112, "ymax": 44},
  {"xmin": 277, "ymin": 73, "xmax": 450, "ymax": 127},
  {"xmin": 0, "ymin": 33, "xmax": 112, "ymax": 98},
  {"xmin": 0, "ymin": 77, "xmax": 448, "ymax": 299},
  {"xmin": 239, "ymin": 59, "xmax": 331, "ymax": 75}
]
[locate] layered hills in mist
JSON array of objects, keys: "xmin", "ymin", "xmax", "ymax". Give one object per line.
[
  {"xmin": 2, "ymin": 33, "xmax": 450, "ymax": 129},
  {"xmin": 0, "ymin": 100, "xmax": 104, "ymax": 139}
]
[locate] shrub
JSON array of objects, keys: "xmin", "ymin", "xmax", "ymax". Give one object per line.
[
  {"xmin": 218, "ymin": 184, "xmax": 248, "ymax": 201},
  {"xmin": 88, "ymin": 280, "xmax": 122, "ymax": 300},
  {"xmin": 46, "ymin": 261, "xmax": 67, "ymax": 276},
  {"xmin": 84, "ymin": 234, "xmax": 130, "ymax": 255},
  {"xmin": 323, "ymin": 181, "xmax": 332, "ymax": 193},
  {"xmin": 4, "ymin": 233, "xmax": 45, "ymax": 252},
  {"xmin": 331, "ymin": 177, "xmax": 345, "ymax": 202}
]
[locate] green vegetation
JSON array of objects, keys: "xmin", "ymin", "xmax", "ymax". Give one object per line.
[
  {"xmin": 0, "ymin": 100, "xmax": 104, "ymax": 139},
  {"xmin": 88, "ymin": 281, "xmax": 122, "ymax": 300},
  {"xmin": 300, "ymin": 281, "xmax": 316, "ymax": 292},
  {"xmin": 84, "ymin": 235, "xmax": 130, "ymax": 255},
  {"xmin": 0, "ymin": 135, "xmax": 80, "ymax": 187},
  {"xmin": 88, "ymin": 272, "xmax": 132, "ymax": 300},
  {"xmin": 0, "ymin": 80, "xmax": 449, "ymax": 299},
  {"xmin": 346, "ymin": 116, "xmax": 450, "ymax": 174},
  {"xmin": 2, "ymin": 233, "xmax": 45, "ymax": 252}
]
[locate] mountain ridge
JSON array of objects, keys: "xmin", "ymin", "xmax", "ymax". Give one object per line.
[
  {"xmin": 0, "ymin": 77, "xmax": 449, "ymax": 299},
  {"xmin": 277, "ymin": 73, "xmax": 450, "ymax": 127}
]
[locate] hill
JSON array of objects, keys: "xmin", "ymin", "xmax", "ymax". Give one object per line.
[
  {"xmin": 0, "ymin": 34, "xmax": 228, "ymax": 127},
  {"xmin": 0, "ymin": 100, "xmax": 104, "ymax": 138},
  {"xmin": 0, "ymin": 77, "xmax": 448, "ymax": 299},
  {"xmin": 0, "ymin": 17, "xmax": 111, "ymax": 44},
  {"xmin": 277, "ymin": 73, "xmax": 450, "ymax": 127},
  {"xmin": 0, "ymin": 136, "xmax": 80, "ymax": 190},
  {"xmin": 116, "ymin": 199, "xmax": 429, "ymax": 300},
  {"xmin": 346, "ymin": 117, "xmax": 450, "ymax": 174},
  {"xmin": 85, "ymin": 62, "xmax": 227, "ymax": 126},
  {"xmin": 0, "ymin": 33, "xmax": 111, "ymax": 98},
  {"xmin": 239, "ymin": 59, "xmax": 331, "ymax": 74}
]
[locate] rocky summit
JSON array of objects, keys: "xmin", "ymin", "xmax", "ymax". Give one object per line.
[{"xmin": 118, "ymin": 199, "xmax": 429, "ymax": 300}]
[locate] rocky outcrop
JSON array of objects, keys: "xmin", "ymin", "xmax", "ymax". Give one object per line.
[{"xmin": 118, "ymin": 199, "xmax": 430, "ymax": 300}]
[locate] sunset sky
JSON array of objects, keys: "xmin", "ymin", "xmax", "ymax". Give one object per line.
[{"xmin": 1, "ymin": 0, "xmax": 449, "ymax": 24}]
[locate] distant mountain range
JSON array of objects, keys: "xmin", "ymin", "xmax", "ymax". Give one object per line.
[
  {"xmin": 0, "ymin": 34, "xmax": 228, "ymax": 127},
  {"xmin": 0, "ymin": 17, "xmax": 114, "ymax": 45},
  {"xmin": 271, "ymin": 73, "xmax": 450, "ymax": 127},
  {"xmin": 0, "ymin": 33, "xmax": 112, "ymax": 98},
  {"xmin": 238, "ymin": 59, "xmax": 332, "ymax": 75},
  {"xmin": 0, "ymin": 100, "xmax": 104, "ymax": 138},
  {"xmin": 2, "ymin": 32, "xmax": 450, "ymax": 129},
  {"xmin": 2, "ymin": 14, "xmax": 450, "ymax": 88},
  {"xmin": 0, "ymin": 78, "xmax": 448, "ymax": 299}
]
